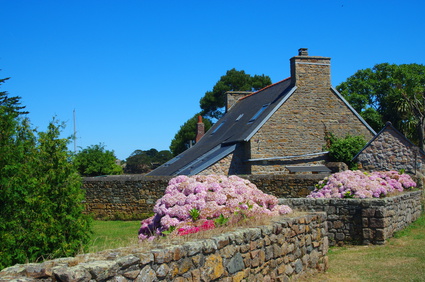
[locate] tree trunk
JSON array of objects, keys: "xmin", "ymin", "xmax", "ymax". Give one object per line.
[{"xmin": 418, "ymin": 119, "xmax": 425, "ymax": 151}]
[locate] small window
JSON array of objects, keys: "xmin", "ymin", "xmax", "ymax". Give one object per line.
[
  {"xmin": 235, "ymin": 114, "xmax": 244, "ymax": 121},
  {"xmin": 248, "ymin": 104, "xmax": 269, "ymax": 123},
  {"xmin": 163, "ymin": 156, "xmax": 181, "ymax": 167},
  {"xmin": 211, "ymin": 120, "xmax": 226, "ymax": 134}
]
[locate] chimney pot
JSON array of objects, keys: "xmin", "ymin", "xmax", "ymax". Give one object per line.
[{"xmin": 298, "ymin": 48, "xmax": 308, "ymax": 56}]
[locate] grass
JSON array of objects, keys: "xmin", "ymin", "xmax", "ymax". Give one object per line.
[
  {"xmin": 87, "ymin": 213, "xmax": 425, "ymax": 281},
  {"xmin": 86, "ymin": 213, "xmax": 282, "ymax": 253},
  {"xmin": 86, "ymin": 220, "xmax": 140, "ymax": 253},
  {"xmin": 307, "ymin": 213, "xmax": 425, "ymax": 281}
]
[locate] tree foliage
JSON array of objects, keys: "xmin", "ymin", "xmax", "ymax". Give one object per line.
[
  {"xmin": 199, "ymin": 68, "xmax": 272, "ymax": 119},
  {"xmin": 73, "ymin": 144, "xmax": 123, "ymax": 177},
  {"xmin": 0, "ymin": 77, "xmax": 91, "ymax": 269},
  {"xmin": 170, "ymin": 113, "xmax": 213, "ymax": 156},
  {"xmin": 337, "ymin": 63, "xmax": 425, "ymax": 148},
  {"xmin": 125, "ymin": 148, "xmax": 172, "ymax": 174}
]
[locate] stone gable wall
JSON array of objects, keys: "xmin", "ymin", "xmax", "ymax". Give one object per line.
[
  {"xmin": 248, "ymin": 87, "xmax": 374, "ymax": 175},
  {"xmin": 356, "ymin": 126, "xmax": 425, "ymax": 175},
  {"xmin": 280, "ymin": 191, "xmax": 422, "ymax": 246},
  {"xmin": 0, "ymin": 213, "xmax": 329, "ymax": 281}
]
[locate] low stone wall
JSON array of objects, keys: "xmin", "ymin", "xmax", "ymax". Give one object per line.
[
  {"xmin": 280, "ymin": 191, "xmax": 423, "ymax": 246},
  {"xmin": 83, "ymin": 175, "xmax": 172, "ymax": 219},
  {"xmin": 246, "ymin": 174, "xmax": 326, "ymax": 198},
  {"xmin": 82, "ymin": 174, "xmax": 326, "ymax": 218},
  {"xmin": 0, "ymin": 213, "xmax": 328, "ymax": 281}
]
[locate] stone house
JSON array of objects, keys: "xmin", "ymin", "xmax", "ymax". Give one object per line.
[
  {"xmin": 354, "ymin": 121, "xmax": 425, "ymax": 175},
  {"xmin": 149, "ymin": 48, "xmax": 375, "ymax": 176}
]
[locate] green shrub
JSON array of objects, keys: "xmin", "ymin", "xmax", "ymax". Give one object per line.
[
  {"xmin": 73, "ymin": 144, "xmax": 123, "ymax": 177},
  {"xmin": 324, "ymin": 133, "xmax": 366, "ymax": 169}
]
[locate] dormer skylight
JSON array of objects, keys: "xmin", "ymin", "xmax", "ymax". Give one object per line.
[
  {"xmin": 235, "ymin": 114, "xmax": 244, "ymax": 121},
  {"xmin": 162, "ymin": 156, "xmax": 181, "ymax": 167},
  {"xmin": 211, "ymin": 120, "xmax": 226, "ymax": 134},
  {"xmin": 248, "ymin": 103, "xmax": 270, "ymax": 123}
]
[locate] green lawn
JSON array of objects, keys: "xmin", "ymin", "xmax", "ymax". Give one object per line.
[
  {"xmin": 88, "ymin": 214, "xmax": 425, "ymax": 281},
  {"xmin": 310, "ymin": 214, "xmax": 425, "ymax": 281},
  {"xmin": 87, "ymin": 220, "xmax": 140, "ymax": 253}
]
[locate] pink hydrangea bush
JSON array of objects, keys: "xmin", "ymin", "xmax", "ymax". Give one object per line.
[
  {"xmin": 138, "ymin": 175, "xmax": 292, "ymax": 241},
  {"xmin": 308, "ymin": 170, "xmax": 416, "ymax": 199}
]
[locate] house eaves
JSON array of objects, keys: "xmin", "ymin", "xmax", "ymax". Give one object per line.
[
  {"xmin": 330, "ymin": 87, "xmax": 377, "ymax": 136},
  {"xmin": 174, "ymin": 144, "xmax": 237, "ymax": 175},
  {"xmin": 247, "ymin": 151, "xmax": 329, "ymax": 162}
]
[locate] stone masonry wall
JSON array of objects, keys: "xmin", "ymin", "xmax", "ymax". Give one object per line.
[
  {"xmin": 82, "ymin": 174, "xmax": 327, "ymax": 218},
  {"xmin": 0, "ymin": 213, "xmax": 329, "ymax": 281},
  {"xmin": 200, "ymin": 153, "xmax": 234, "ymax": 176},
  {"xmin": 280, "ymin": 191, "xmax": 422, "ymax": 246},
  {"xmin": 356, "ymin": 125, "xmax": 425, "ymax": 175},
  {"xmin": 83, "ymin": 175, "xmax": 172, "ymax": 219}
]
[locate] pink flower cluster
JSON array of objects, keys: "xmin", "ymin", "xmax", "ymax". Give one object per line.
[
  {"xmin": 138, "ymin": 175, "xmax": 292, "ymax": 241},
  {"xmin": 177, "ymin": 220, "xmax": 215, "ymax": 236},
  {"xmin": 308, "ymin": 170, "xmax": 416, "ymax": 199}
]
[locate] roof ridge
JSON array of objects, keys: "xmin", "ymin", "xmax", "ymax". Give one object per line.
[{"xmin": 239, "ymin": 77, "xmax": 291, "ymax": 101}]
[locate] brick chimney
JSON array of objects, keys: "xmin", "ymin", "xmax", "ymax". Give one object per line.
[
  {"xmin": 290, "ymin": 48, "xmax": 331, "ymax": 88},
  {"xmin": 195, "ymin": 115, "xmax": 205, "ymax": 142}
]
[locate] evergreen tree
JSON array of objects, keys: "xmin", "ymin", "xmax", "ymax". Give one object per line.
[
  {"xmin": 170, "ymin": 113, "xmax": 212, "ymax": 156},
  {"xmin": 0, "ymin": 77, "xmax": 92, "ymax": 269},
  {"xmin": 200, "ymin": 68, "xmax": 272, "ymax": 120}
]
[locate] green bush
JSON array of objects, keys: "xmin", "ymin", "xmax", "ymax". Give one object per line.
[
  {"xmin": 0, "ymin": 79, "xmax": 92, "ymax": 269},
  {"xmin": 73, "ymin": 144, "xmax": 123, "ymax": 177},
  {"xmin": 324, "ymin": 133, "xmax": 366, "ymax": 169}
]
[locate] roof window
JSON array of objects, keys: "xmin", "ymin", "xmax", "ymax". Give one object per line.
[
  {"xmin": 211, "ymin": 120, "xmax": 226, "ymax": 134},
  {"xmin": 248, "ymin": 103, "xmax": 269, "ymax": 123},
  {"xmin": 163, "ymin": 156, "xmax": 181, "ymax": 167},
  {"xmin": 235, "ymin": 114, "xmax": 244, "ymax": 121}
]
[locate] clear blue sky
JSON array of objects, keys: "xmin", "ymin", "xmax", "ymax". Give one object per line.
[{"xmin": 1, "ymin": 0, "xmax": 424, "ymax": 160}]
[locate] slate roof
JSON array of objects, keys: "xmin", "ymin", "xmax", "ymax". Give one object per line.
[{"xmin": 148, "ymin": 77, "xmax": 295, "ymax": 176}]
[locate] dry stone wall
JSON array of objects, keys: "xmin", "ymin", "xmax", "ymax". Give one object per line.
[
  {"xmin": 83, "ymin": 175, "xmax": 172, "ymax": 219},
  {"xmin": 280, "ymin": 191, "xmax": 422, "ymax": 246},
  {"xmin": 356, "ymin": 124, "xmax": 425, "ymax": 175},
  {"xmin": 82, "ymin": 174, "xmax": 327, "ymax": 218},
  {"xmin": 0, "ymin": 213, "xmax": 328, "ymax": 281}
]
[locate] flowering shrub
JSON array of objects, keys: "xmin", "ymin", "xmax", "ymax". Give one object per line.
[
  {"xmin": 138, "ymin": 175, "xmax": 292, "ymax": 241},
  {"xmin": 308, "ymin": 170, "xmax": 416, "ymax": 199}
]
